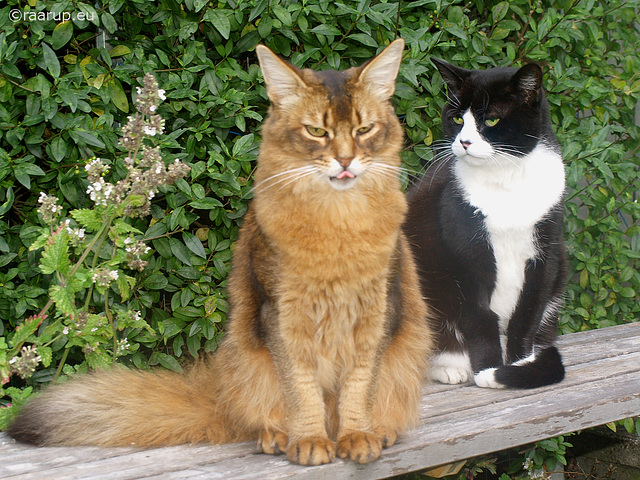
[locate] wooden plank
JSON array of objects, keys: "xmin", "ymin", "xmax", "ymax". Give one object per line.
[{"xmin": 1, "ymin": 323, "xmax": 638, "ymax": 480}]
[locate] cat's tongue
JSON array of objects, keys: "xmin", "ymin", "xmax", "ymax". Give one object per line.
[{"xmin": 336, "ymin": 170, "xmax": 355, "ymax": 179}]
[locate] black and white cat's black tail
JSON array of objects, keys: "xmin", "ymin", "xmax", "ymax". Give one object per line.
[{"xmin": 476, "ymin": 346, "xmax": 565, "ymax": 389}]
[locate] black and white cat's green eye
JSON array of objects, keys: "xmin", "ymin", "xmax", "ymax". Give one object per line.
[
  {"xmin": 356, "ymin": 125, "xmax": 373, "ymax": 134},
  {"xmin": 452, "ymin": 116, "xmax": 464, "ymax": 125},
  {"xmin": 306, "ymin": 126, "xmax": 327, "ymax": 137},
  {"xmin": 485, "ymin": 118, "xmax": 500, "ymax": 127}
]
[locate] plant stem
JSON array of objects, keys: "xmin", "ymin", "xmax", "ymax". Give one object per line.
[
  {"xmin": 104, "ymin": 296, "xmax": 118, "ymax": 365},
  {"xmin": 52, "ymin": 348, "xmax": 70, "ymax": 385}
]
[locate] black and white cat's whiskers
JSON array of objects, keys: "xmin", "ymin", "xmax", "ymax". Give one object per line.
[
  {"xmin": 369, "ymin": 162, "xmax": 415, "ymax": 184},
  {"xmin": 412, "ymin": 140, "xmax": 455, "ymax": 190}
]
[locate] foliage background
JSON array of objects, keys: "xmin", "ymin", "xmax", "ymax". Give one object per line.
[{"xmin": 0, "ymin": 0, "xmax": 639, "ymax": 473}]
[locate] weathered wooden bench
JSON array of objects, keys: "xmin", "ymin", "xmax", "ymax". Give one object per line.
[{"xmin": 1, "ymin": 322, "xmax": 638, "ymax": 480}]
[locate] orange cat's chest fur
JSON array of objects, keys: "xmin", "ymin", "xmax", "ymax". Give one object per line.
[{"xmin": 255, "ymin": 188, "xmax": 405, "ymax": 281}]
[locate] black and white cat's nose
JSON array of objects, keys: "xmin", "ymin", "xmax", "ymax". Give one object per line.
[{"xmin": 459, "ymin": 139, "xmax": 472, "ymax": 150}]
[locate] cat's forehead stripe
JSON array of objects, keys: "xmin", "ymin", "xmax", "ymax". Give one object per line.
[
  {"xmin": 314, "ymin": 69, "xmax": 349, "ymax": 97},
  {"xmin": 313, "ymin": 69, "xmax": 355, "ymax": 124}
]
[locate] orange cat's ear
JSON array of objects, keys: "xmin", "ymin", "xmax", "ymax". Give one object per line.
[
  {"xmin": 256, "ymin": 45, "xmax": 307, "ymax": 107},
  {"xmin": 358, "ymin": 38, "xmax": 404, "ymax": 101}
]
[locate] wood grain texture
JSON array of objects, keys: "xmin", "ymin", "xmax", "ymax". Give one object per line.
[{"xmin": 1, "ymin": 323, "xmax": 638, "ymax": 480}]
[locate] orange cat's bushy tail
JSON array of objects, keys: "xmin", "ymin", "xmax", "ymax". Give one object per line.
[{"xmin": 5, "ymin": 357, "xmax": 246, "ymax": 447}]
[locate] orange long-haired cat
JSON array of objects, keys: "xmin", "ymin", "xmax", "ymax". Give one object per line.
[{"xmin": 7, "ymin": 39, "xmax": 432, "ymax": 466}]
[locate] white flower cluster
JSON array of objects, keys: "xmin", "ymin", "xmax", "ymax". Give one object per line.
[
  {"xmin": 9, "ymin": 345, "xmax": 42, "ymax": 379},
  {"xmin": 37, "ymin": 192, "xmax": 62, "ymax": 224},
  {"xmin": 523, "ymin": 458, "xmax": 551, "ymax": 480},
  {"xmin": 64, "ymin": 219, "xmax": 85, "ymax": 240},
  {"xmin": 92, "ymin": 268, "xmax": 119, "ymax": 287},
  {"xmin": 123, "ymin": 236, "xmax": 152, "ymax": 270},
  {"xmin": 86, "ymin": 177, "xmax": 115, "ymax": 206},
  {"xmin": 116, "ymin": 338, "xmax": 132, "ymax": 357},
  {"xmin": 38, "ymin": 192, "xmax": 61, "ymax": 212}
]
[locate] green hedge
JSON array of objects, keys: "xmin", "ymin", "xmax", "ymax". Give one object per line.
[{"xmin": 0, "ymin": 0, "xmax": 639, "ymax": 464}]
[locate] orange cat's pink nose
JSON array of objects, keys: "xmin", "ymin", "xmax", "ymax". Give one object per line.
[{"xmin": 337, "ymin": 156, "xmax": 354, "ymax": 168}]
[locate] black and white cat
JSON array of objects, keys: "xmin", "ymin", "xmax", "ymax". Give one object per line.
[{"xmin": 405, "ymin": 59, "xmax": 567, "ymax": 389}]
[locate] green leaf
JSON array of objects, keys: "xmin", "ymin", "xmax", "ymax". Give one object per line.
[
  {"xmin": 187, "ymin": 334, "xmax": 201, "ymax": 357},
  {"xmin": 116, "ymin": 274, "xmax": 136, "ymax": 301},
  {"xmin": 272, "ymin": 5, "xmax": 292, "ymax": 27},
  {"xmin": 310, "ymin": 24, "xmax": 342, "ymax": 36},
  {"xmin": 297, "ymin": 14, "xmax": 308, "ymax": 33},
  {"xmin": 9, "ymin": 317, "xmax": 43, "ymax": 350},
  {"xmin": 204, "ymin": 10, "xmax": 231, "ymax": 39},
  {"xmin": 169, "ymin": 238, "xmax": 192, "ymax": 265},
  {"xmin": 69, "ymin": 130, "xmax": 105, "ymax": 149},
  {"xmin": 101, "ymin": 12, "xmax": 118, "ymax": 34},
  {"xmin": 248, "ymin": 0, "xmax": 268, "ymax": 22},
  {"xmin": 49, "ymin": 285, "xmax": 76, "ymax": 316},
  {"xmin": 175, "ymin": 306, "xmax": 205, "ymax": 319},
  {"xmin": 232, "ymin": 133, "xmax": 255, "ymax": 157},
  {"xmin": 491, "ymin": 1, "xmax": 510, "ymax": 23},
  {"xmin": 349, "ymin": 33, "xmax": 378, "ymax": 47},
  {"xmin": 57, "ymin": 87, "xmax": 78, "ymax": 112},
  {"xmin": 86, "ymin": 349, "xmax": 112, "ymax": 369},
  {"xmin": 143, "ymin": 221, "xmax": 168, "ymax": 240},
  {"xmin": 182, "ymin": 232, "xmax": 206, "ymax": 258},
  {"xmin": 189, "ymin": 198, "xmax": 223, "ymax": 210},
  {"xmin": 0, "ymin": 186, "xmax": 14, "ymax": 215},
  {"xmin": 112, "ymin": 219, "xmax": 142, "ymax": 237},
  {"xmin": 39, "ymin": 231, "xmax": 70, "ymax": 275},
  {"xmin": 152, "ymin": 238, "xmax": 172, "ymax": 258},
  {"xmin": 143, "ymin": 273, "xmax": 168, "ymax": 290},
  {"xmin": 108, "ymin": 78, "xmax": 129, "ymax": 113},
  {"xmin": 619, "ymin": 287, "xmax": 636, "ymax": 298},
  {"xmin": 258, "ymin": 16, "xmax": 272, "ymax": 38},
  {"xmin": 109, "ymin": 45, "xmax": 131, "ymax": 57},
  {"xmin": 150, "ymin": 352, "xmax": 184, "ymax": 373},
  {"xmin": 51, "ymin": 21, "xmax": 74, "ymax": 50},
  {"xmin": 41, "ymin": 43, "xmax": 61, "ymax": 78},
  {"xmin": 50, "ymin": 136, "xmax": 67, "ymax": 163}
]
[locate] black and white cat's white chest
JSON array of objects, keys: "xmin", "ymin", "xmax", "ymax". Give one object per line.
[{"xmin": 454, "ymin": 139, "xmax": 565, "ymax": 331}]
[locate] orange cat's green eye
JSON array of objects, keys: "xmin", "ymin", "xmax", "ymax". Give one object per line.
[
  {"xmin": 306, "ymin": 126, "xmax": 327, "ymax": 137},
  {"xmin": 485, "ymin": 118, "xmax": 500, "ymax": 127},
  {"xmin": 357, "ymin": 125, "xmax": 373, "ymax": 134},
  {"xmin": 452, "ymin": 116, "xmax": 463, "ymax": 125}
]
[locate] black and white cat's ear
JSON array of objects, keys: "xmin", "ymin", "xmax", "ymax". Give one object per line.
[
  {"xmin": 431, "ymin": 58, "xmax": 471, "ymax": 93},
  {"xmin": 512, "ymin": 63, "xmax": 543, "ymax": 106},
  {"xmin": 256, "ymin": 45, "xmax": 307, "ymax": 107},
  {"xmin": 358, "ymin": 39, "xmax": 405, "ymax": 101}
]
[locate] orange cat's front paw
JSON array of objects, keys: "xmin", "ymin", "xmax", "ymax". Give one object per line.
[
  {"xmin": 286, "ymin": 437, "xmax": 335, "ymax": 466},
  {"xmin": 336, "ymin": 431, "xmax": 382, "ymax": 464},
  {"xmin": 257, "ymin": 429, "xmax": 288, "ymax": 455},
  {"xmin": 375, "ymin": 427, "xmax": 398, "ymax": 448}
]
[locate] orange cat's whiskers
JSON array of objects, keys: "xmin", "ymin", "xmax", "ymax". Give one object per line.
[
  {"xmin": 251, "ymin": 166, "xmax": 319, "ymax": 194},
  {"xmin": 273, "ymin": 169, "xmax": 322, "ymax": 192}
]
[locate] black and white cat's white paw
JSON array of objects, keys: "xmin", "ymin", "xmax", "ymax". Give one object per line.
[
  {"xmin": 429, "ymin": 353, "xmax": 473, "ymax": 384},
  {"xmin": 474, "ymin": 368, "xmax": 506, "ymax": 389}
]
